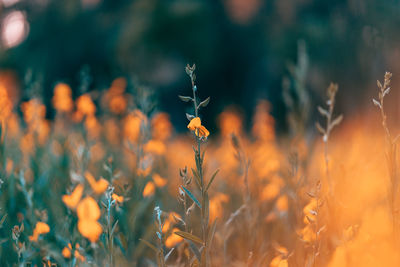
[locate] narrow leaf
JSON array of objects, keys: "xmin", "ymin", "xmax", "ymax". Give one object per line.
[
  {"xmin": 207, "ymin": 219, "xmax": 217, "ymax": 247},
  {"xmin": 111, "ymin": 220, "xmax": 119, "ymax": 236},
  {"xmin": 198, "ymin": 97, "xmax": 210, "ymax": 108},
  {"xmin": 317, "ymin": 106, "xmax": 329, "ymax": 117},
  {"xmin": 181, "ymin": 186, "xmax": 201, "ymax": 208},
  {"xmin": 384, "ymin": 87, "xmax": 391, "ymax": 97},
  {"xmin": 174, "ymin": 230, "xmax": 203, "ymax": 245},
  {"xmin": 179, "ymin": 95, "xmax": 192, "ymax": 102},
  {"xmin": 377, "ymin": 80, "xmax": 382, "ymax": 89},
  {"xmin": 191, "ymin": 168, "xmax": 201, "ymax": 188},
  {"xmin": 0, "ymin": 214, "xmax": 7, "ymax": 226},
  {"xmin": 372, "ymin": 99, "xmax": 381, "ymax": 108},
  {"xmin": 315, "ymin": 122, "xmax": 325, "ymax": 135},
  {"xmin": 188, "ymin": 240, "xmax": 201, "ymax": 261},
  {"xmin": 164, "ymin": 248, "xmax": 175, "ymax": 262},
  {"xmin": 186, "ymin": 113, "xmax": 195, "ymax": 121},
  {"xmin": 329, "ymin": 114, "xmax": 343, "ymax": 130},
  {"xmin": 205, "ymin": 169, "xmax": 219, "ymax": 193}
]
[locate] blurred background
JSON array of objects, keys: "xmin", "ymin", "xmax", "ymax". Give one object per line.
[{"xmin": 1, "ymin": 0, "xmax": 400, "ymax": 133}]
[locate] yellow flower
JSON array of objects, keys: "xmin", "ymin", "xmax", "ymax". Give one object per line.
[
  {"xmin": 76, "ymin": 197, "xmax": 102, "ymax": 242},
  {"xmin": 153, "ymin": 173, "xmax": 167, "ymax": 187},
  {"xmin": 62, "ymin": 184, "xmax": 84, "ymax": 210},
  {"xmin": 165, "ymin": 228, "xmax": 183, "ymax": 248},
  {"xmin": 112, "ymin": 193, "xmax": 124, "ymax": 203},
  {"xmin": 77, "ymin": 196, "xmax": 100, "ymax": 221},
  {"xmin": 52, "ymin": 83, "xmax": 73, "ymax": 112},
  {"xmin": 143, "ymin": 140, "xmax": 166, "ymax": 155},
  {"xmin": 187, "ymin": 117, "xmax": 210, "ymax": 138},
  {"xmin": 77, "ymin": 220, "xmax": 102, "ymax": 243},
  {"xmin": 85, "ymin": 172, "xmax": 109, "ymax": 195},
  {"xmin": 62, "ymin": 243, "xmax": 72, "ymax": 258},
  {"xmin": 76, "ymin": 94, "xmax": 96, "ymax": 116},
  {"xmin": 29, "ymin": 222, "xmax": 50, "ymax": 242},
  {"xmin": 143, "ymin": 182, "xmax": 155, "ymax": 197}
]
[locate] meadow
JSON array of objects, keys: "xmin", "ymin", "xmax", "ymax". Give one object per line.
[{"xmin": 0, "ymin": 64, "xmax": 399, "ymax": 267}]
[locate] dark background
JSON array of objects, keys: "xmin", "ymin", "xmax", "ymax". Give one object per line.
[{"xmin": 1, "ymin": 0, "xmax": 400, "ymax": 133}]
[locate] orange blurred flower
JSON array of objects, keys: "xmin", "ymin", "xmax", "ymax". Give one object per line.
[
  {"xmin": 112, "ymin": 193, "xmax": 124, "ymax": 203},
  {"xmin": 62, "ymin": 243, "xmax": 72, "ymax": 258},
  {"xmin": 165, "ymin": 228, "xmax": 183, "ymax": 248},
  {"xmin": 187, "ymin": 117, "xmax": 209, "ymax": 139},
  {"xmin": 162, "ymin": 212, "xmax": 181, "ymax": 233},
  {"xmin": 143, "ymin": 181, "xmax": 155, "ymax": 197},
  {"xmin": 109, "ymin": 95, "xmax": 127, "ymax": 115},
  {"xmin": 0, "ymin": 84, "xmax": 12, "ymax": 121},
  {"xmin": 77, "ymin": 196, "xmax": 101, "ymax": 221},
  {"xmin": 276, "ymin": 195, "xmax": 289, "ymax": 212},
  {"xmin": 209, "ymin": 193, "xmax": 229, "ymax": 221},
  {"xmin": 74, "ymin": 244, "xmax": 86, "ymax": 262},
  {"xmin": 270, "ymin": 255, "xmax": 288, "ymax": 267},
  {"xmin": 76, "ymin": 94, "xmax": 96, "ymax": 116},
  {"xmin": 151, "ymin": 113, "xmax": 172, "ymax": 141},
  {"xmin": 144, "ymin": 140, "xmax": 166, "ymax": 155},
  {"xmin": 77, "ymin": 196, "xmax": 102, "ymax": 242},
  {"xmin": 77, "ymin": 220, "xmax": 102, "ymax": 243},
  {"xmin": 29, "ymin": 222, "xmax": 50, "ymax": 242},
  {"xmin": 62, "ymin": 184, "xmax": 84, "ymax": 210},
  {"xmin": 52, "ymin": 83, "xmax": 73, "ymax": 112},
  {"xmin": 218, "ymin": 109, "xmax": 243, "ymax": 138},
  {"xmin": 123, "ymin": 110, "xmax": 147, "ymax": 142},
  {"xmin": 85, "ymin": 172, "xmax": 109, "ymax": 195},
  {"xmin": 153, "ymin": 173, "xmax": 167, "ymax": 187}
]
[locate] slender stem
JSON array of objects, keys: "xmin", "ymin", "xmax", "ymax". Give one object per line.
[
  {"xmin": 107, "ymin": 198, "xmax": 113, "ymax": 267},
  {"xmin": 190, "ymin": 72, "xmax": 208, "ymax": 267}
]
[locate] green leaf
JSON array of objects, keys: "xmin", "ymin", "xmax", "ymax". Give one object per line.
[
  {"xmin": 188, "ymin": 240, "xmax": 201, "ymax": 261},
  {"xmin": 178, "ymin": 95, "xmax": 192, "ymax": 102},
  {"xmin": 174, "ymin": 231, "xmax": 203, "ymax": 245},
  {"xmin": 198, "ymin": 97, "xmax": 210, "ymax": 108},
  {"xmin": 317, "ymin": 106, "xmax": 329, "ymax": 117},
  {"xmin": 186, "ymin": 113, "xmax": 195, "ymax": 121},
  {"xmin": 111, "ymin": 220, "xmax": 119, "ymax": 236},
  {"xmin": 139, "ymin": 239, "xmax": 158, "ymax": 253},
  {"xmin": 0, "ymin": 214, "xmax": 7, "ymax": 227},
  {"xmin": 181, "ymin": 186, "xmax": 201, "ymax": 208},
  {"xmin": 205, "ymin": 169, "xmax": 219, "ymax": 193},
  {"xmin": 207, "ymin": 219, "xmax": 217, "ymax": 247},
  {"xmin": 191, "ymin": 168, "xmax": 201, "ymax": 188}
]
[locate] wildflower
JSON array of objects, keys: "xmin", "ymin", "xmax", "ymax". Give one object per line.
[
  {"xmin": 76, "ymin": 94, "xmax": 96, "ymax": 116},
  {"xmin": 74, "ymin": 244, "xmax": 86, "ymax": 261},
  {"xmin": 143, "ymin": 182, "xmax": 155, "ymax": 197},
  {"xmin": 153, "ymin": 173, "xmax": 167, "ymax": 187},
  {"xmin": 143, "ymin": 140, "xmax": 166, "ymax": 155},
  {"xmin": 151, "ymin": 113, "xmax": 172, "ymax": 141},
  {"xmin": 166, "ymin": 228, "xmax": 183, "ymax": 248},
  {"xmin": 276, "ymin": 195, "xmax": 289, "ymax": 212},
  {"xmin": 162, "ymin": 212, "xmax": 181, "ymax": 233},
  {"xmin": 187, "ymin": 117, "xmax": 209, "ymax": 139},
  {"xmin": 77, "ymin": 197, "xmax": 102, "ymax": 242},
  {"xmin": 62, "ymin": 184, "xmax": 84, "ymax": 209},
  {"xmin": 29, "ymin": 222, "xmax": 50, "ymax": 242},
  {"xmin": 123, "ymin": 110, "xmax": 147, "ymax": 142},
  {"xmin": 77, "ymin": 196, "xmax": 101, "ymax": 221},
  {"xmin": 209, "ymin": 193, "xmax": 229, "ymax": 221},
  {"xmin": 112, "ymin": 193, "xmax": 124, "ymax": 203},
  {"xmin": 270, "ymin": 256, "xmax": 288, "ymax": 267},
  {"xmin": 77, "ymin": 220, "xmax": 102, "ymax": 243},
  {"xmin": 52, "ymin": 83, "xmax": 73, "ymax": 112},
  {"xmin": 85, "ymin": 172, "xmax": 109, "ymax": 195},
  {"xmin": 62, "ymin": 243, "xmax": 72, "ymax": 258}
]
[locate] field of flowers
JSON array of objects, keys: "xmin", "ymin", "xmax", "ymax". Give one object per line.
[{"xmin": 0, "ymin": 63, "xmax": 399, "ymax": 267}]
